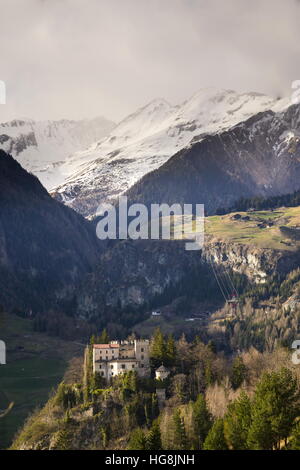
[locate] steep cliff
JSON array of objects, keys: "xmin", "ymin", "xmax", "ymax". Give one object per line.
[
  {"xmin": 76, "ymin": 239, "xmax": 214, "ymax": 323},
  {"xmin": 75, "ymin": 228, "xmax": 300, "ymax": 322},
  {"xmin": 203, "ymin": 240, "xmax": 300, "ymax": 284}
]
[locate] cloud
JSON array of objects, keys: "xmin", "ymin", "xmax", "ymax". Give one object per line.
[{"xmin": 0, "ymin": 0, "xmax": 300, "ymax": 122}]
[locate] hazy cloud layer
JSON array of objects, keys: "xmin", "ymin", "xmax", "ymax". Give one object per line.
[{"xmin": 0, "ymin": 0, "xmax": 300, "ymax": 122}]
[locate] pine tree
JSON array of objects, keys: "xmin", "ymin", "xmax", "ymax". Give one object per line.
[
  {"xmin": 247, "ymin": 403, "xmax": 273, "ymax": 450},
  {"xmin": 98, "ymin": 328, "xmax": 109, "ymax": 344},
  {"xmin": 193, "ymin": 394, "xmax": 212, "ymax": 449},
  {"xmin": 203, "ymin": 418, "xmax": 228, "ymax": 450},
  {"xmin": 151, "ymin": 393, "xmax": 159, "ymax": 419},
  {"xmin": 224, "ymin": 391, "xmax": 252, "ymax": 449},
  {"xmin": 144, "ymin": 400, "xmax": 152, "ymax": 427},
  {"xmin": 247, "ymin": 368, "xmax": 300, "ymax": 450},
  {"xmin": 171, "ymin": 409, "xmax": 187, "ymax": 450},
  {"xmin": 146, "ymin": 422, "xmax": 162, "ymax": 450},
  {"xmin": 166, "ymin": 334, "xmax": 176, "ymax": 367},
  {"xmin": 127, "ymin": 428, "xmax": 147, "ymax": 450},
  {"xmin": 204, "ymin": 361, "xmax": 213, "ymax": 387},
  {"xmin": 93, "ymin": 371, "xmax": 104, "ymax": 390},
  {"xmin": 83, "ymin": 346, "xmax": 93, "ymax": 403},
  {"xmin": 230, "ymin": 356, "xmax": 247, "ymax": 390},
  {"xmin": 124, "ymin": 370, "xmax": 138, "ymax": 393},
  {"xmin": 90, "ymin": 334, "xmax": 96, "ymax": 345},
  {"xmin": 55, "ymin": 382, "xmax": 67, "ymax": 408},
  {"xmin": 289, "ymin": 422, "xmax": 300, "ymax": 450},
  {"xmin": 150, "ymin": 328, "xmax": 167, "ymax": 368}
]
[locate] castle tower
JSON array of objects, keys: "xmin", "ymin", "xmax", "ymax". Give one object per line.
[{"xmin": 134, "ymin": 339, "xmax": 150, "ymax": 375}]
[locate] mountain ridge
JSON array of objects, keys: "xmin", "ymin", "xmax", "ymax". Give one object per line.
[
  {"xmin": 125, "ymin": 103, "xmax": 300, "ymax": 214},
  {"xmin": 52, "ymin": 88, "xmax": 287, "ymax": 217},
  {"xmin": 0, "ymin": 116, "xmax": 115, "ymax": 190}
]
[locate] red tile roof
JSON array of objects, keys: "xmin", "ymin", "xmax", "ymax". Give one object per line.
[{"xmin": 93, "ymin": 344, "xmax": 120, "ymax": 349}]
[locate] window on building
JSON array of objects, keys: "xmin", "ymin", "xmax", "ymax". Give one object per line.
[
  {"xmin": 111, "ymin": 365, "xmax": 114, "ymax": 369},
  {"xmin": 141, "ymin": 364, "xmax": 144, "ymax": 368},
  {"xmin": 106, "ymin": 356, "xmax": 108, "ymax": 360},
  {"xmin": 122, "ymin": 364, "xmax": 126, "ymax": 369},
  {"xmin": 141, "ymin": 355, "xmax": 144, "ymax": 360},
  {"xmin": 141, "ymin": 348, "xmax": 144, "ymax": 352},
  {"xmin": 132, "ymin": 364, "xmax": 135, "ymax": 368},
  {"xmin": 101, "ymin": 372, "xmax": 104, "ymax": 376}
]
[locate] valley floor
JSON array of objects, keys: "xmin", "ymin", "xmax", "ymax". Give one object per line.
[{"xmin": 0, "ymin": 312, "xmax": 83, "ymax": 449}]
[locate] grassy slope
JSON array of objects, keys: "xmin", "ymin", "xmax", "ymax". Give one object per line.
[
  {"xmin": 161, "ymin": 206, "xmax": 300, "ymax": 250},
  {"xmin": 0, "ymin": 312, "xmax": 84, "ymax": 449},
  {"xmin": 205, "ymin": 206, "xmax": 300, "ymax": 250}
]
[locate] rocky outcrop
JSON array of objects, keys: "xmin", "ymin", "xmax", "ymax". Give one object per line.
[
  {"xmin": 202, "ymin": 240, "xmax": 300, "ymax": 283},
  {"xmin": 76, "ymin": 239, "xmax": 212, "ymax": 321},
  {"xmin": 75, "ymin": 235, "xmax": 300, "ymax": 322}
]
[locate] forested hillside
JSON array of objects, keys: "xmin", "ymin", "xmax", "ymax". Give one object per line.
[
  {"xmin": 0, "ymin": 150, "xmax": 100, "ymax": 312},
  {"xmin": 11, "ymin": 331, "xmax": 300, "ymax": 450}
]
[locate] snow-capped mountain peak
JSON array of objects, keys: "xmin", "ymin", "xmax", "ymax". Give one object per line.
[
  {"xmin": 52, "ymin": 88, "xmax": 289, "ymax": 217},
  {"xmin": 0, "ymin": 116, "xmax": 115, "ymax": 189},
  {"xmin": 94, "ymin": 98, "xmax": 173, "ymax": 150}
]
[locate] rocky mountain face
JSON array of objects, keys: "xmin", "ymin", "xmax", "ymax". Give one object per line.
[
  {"xmin": 75, "ymin": 239, "xmax": 212, "ymax": 323},
  {"xmin": 74, "ymin": 235, "xmax": 300, "ymax": 323},
  {"xmin": 202, "ymin": 239, "xmax": 300, "ymax": 284},
  {"xmin": 52, "ymin": 89, "xmax": 286, "ymax": 217},
  {"xmin": 0, "ymin": 117, "xmax": 115, "ymax": 190},
  {"xmin": 126, "ymin": 103, "xmax": 300, "ymax": 214},
  {"xmin": 0, "ymin": 150, "xmax": 100, "ymax": 312}
]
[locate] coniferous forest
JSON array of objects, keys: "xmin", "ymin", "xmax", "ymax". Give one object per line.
[{"xmin": 10, "ymin": 329, "xmax": 300, "ymax": 451}]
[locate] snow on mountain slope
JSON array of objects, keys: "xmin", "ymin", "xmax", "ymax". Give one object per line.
[
  {"xmin": 126, "ymin": 103, "xmax": 300, "ymax": 215},
  {"xmin": 0, "ymin": 117, "xmax": 115, "ymax": 189},
  {"xmin": 52, "ymin": 89, "xmax": 288, "ymax": 218}
]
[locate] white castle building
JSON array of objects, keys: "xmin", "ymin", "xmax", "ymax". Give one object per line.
[{"xmin": 93, "ymin": 339, "xmax": 150, "ymax": 380}]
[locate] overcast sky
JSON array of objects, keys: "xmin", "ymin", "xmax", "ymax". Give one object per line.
[{"xmin": 1, "ymin": 0, "xmax": 300, "ymax": 123}]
